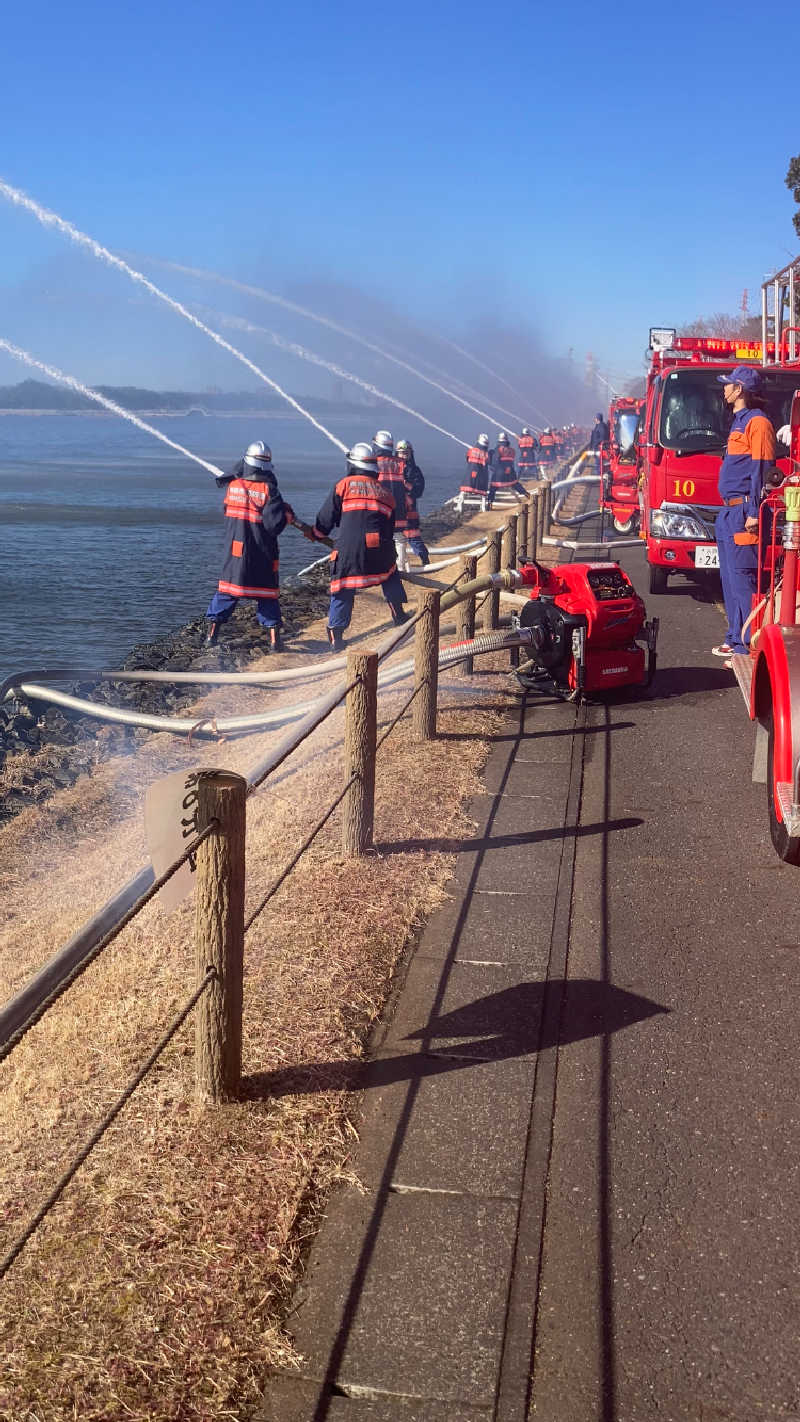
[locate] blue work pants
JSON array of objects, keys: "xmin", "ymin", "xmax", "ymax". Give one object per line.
[
  {"xmin": 405, "ymin": 534, "xmax": 430, "ymax": 564},
  {"xmin": 716, "ymin": 504, "xmax": 757, "ymax": 654},
  {"xmin": 328, "ymin": 570, "xmax": 407, "ymax": 630},
  {"xmin": 206, "ymin": 590, "xmax": 282, "ymax": 630}
]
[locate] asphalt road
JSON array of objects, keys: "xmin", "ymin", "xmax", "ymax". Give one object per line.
[{"xmin": 531, "ymin": 547, "xmax": 800, "ymax": 1420}]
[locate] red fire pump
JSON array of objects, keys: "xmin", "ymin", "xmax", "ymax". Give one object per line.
[{"xmin": 511, "ymin": 559, "xmax": 658, "ymax": 699}]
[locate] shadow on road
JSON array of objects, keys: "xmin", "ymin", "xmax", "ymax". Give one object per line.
[{"xmin": 243, "ymin": 978, "xmax": 667, "ymax": 1099}]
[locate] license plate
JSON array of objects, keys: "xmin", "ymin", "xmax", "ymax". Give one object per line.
[{"xmin": 694, "ymin": 544, "xmax": 719, "ymax": 569}]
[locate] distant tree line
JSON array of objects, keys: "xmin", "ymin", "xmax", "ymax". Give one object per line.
[
  {"xmin": 0, "ymin": 378, "xmax": 370, "ymax": 414},
  {"xmin": 787, "ymin": 154, "xmax": 800, "ymax": 241}
]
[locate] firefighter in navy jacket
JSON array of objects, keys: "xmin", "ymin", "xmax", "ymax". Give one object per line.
[
  {"xmin": 373, "ymin": 430, "xmax": 409, "ymax": 529},
  {"xmin": 713, "ymin": 366, "xmax": 777, "ymax": 661},
  {"xmin": 462, "ymin": 433, "xmax": 492, "ymax": 504},
  {"xmin": 313, "ymin": 442, "xmax": 409, "ymax": 650},
  {"xmin": 490, "ymin": 431, "xmax": 522, "ymax": 494},
  {"xmin": 205, "ymin": 440, "xmax": 294, "ymax": 649},
  {"xmin": 518, "ymin": 427, "xmax": 539, "ymax": 473},
  {"xmin": 396, "ymin": 438, "xmax": 430, "ymax": 564}
]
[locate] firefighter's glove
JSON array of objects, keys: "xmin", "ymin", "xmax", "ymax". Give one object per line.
[
  {"xmin": 284, "ymin": 504, "xmax": 295, "ymax": 524},
  {"xmin": 777, "ymin": 424, "xmax": 792, "ymax": 445}
]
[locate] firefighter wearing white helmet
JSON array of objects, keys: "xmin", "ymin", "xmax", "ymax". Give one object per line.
[
  {"xmin": 518, "ymin": 425, "xmax": 539, "ymax": 473},
  {"xmin": 491, "ymin": 430, "xmax": 520, "ymax": 494},
  {"xmin": 396, "ymin": 438, "xmax": 429, "ymax": 565},
  {"xmin": 205, "ymin": 439, "xmax": 295, "ymax": 650},
  {"xmin": 312, "ymin": 442, "xmax": 409, "ymax": 651},
  {"xmin": 462, "ymin": 432, "xmax": 492, "ymax": 505},
  {"xmin": 373, "ymin": 429, "xmax": 412, "ymax": 550}
]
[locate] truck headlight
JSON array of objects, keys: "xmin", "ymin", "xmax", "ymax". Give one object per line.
[{"xmin": 650, "ymin": 509, "xmax": 706, "ymax": 539}]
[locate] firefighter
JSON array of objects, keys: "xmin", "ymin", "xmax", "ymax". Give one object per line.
[
  {"xmin": 373, "ymin": 429, "xmax": 412, "ymax": 567},
  {"xmin": 490, "ymin": 431, "xmax": 522, "ymax": 495},
  {"xmin": 461, "ymin": 433, "xmax": 492, "ymax": 505},
  {"xmin": 518, "ymin": 426, "xmax": 539, "ymax": 476},
  {"xmin": 539, "ymin": 427, "xmax": 556, "ymax": 465},
  {"xmin": 313, "ymin": 441, "xmax": 408, "ymax": 651},
  {"xmin": 396, "ymin": 438, "xmax": 430, "ymax": 564},
  {"xmin": 205, "ymin": 440, "xmax": 294, "ymax": 650},
  {"xmin": 589, "ymin": 412, "xmax": 610, "ymax": 450},
  {"xmin": 713, "ymin": 366, "xmax": 777, "ymax": 664}
]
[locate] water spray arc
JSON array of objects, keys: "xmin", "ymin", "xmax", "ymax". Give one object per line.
[
  {"xmin": 435, "ymin": 335, "xmax": 550, "ymax": 425},
  {"xmin": 0, "ymin": 178, "xmax": 347, "ymax": 455},
  {"xmin": 148, "ymin": 260, "xmax": 526, "ymax": 439},
  {"xmin": 205, "ymin": 308, "xmax": 471, "ymax": 450},
  {"xmin": 0, "ymin": 338, "xmax": 226, "ymax": 478}
]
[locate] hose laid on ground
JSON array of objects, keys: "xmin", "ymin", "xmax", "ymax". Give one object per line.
[
  {"xmin": 8, "ymin": 610, "xmax": 532, "ymax": 741},
  {"xmin": 1, "ymin": 571, "xmax": 523, "ymax": 711}
]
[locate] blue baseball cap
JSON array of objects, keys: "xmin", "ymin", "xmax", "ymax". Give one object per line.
[{"xmin": 716, "ymin": 364, "xmax": 764, "ymax": 392}]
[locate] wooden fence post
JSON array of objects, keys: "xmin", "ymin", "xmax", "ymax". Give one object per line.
[
  {"xmin": 194, "ymin": 771, "xmax": 246, "ymax": 1105},
  {"xmin": 538, "ymin": 482, "xmax": 548, "ymax": 544},
  {"xmin": 484, "ymin": 528, "xmax": 501, "ymax": 632},
  {"xmin": 455, "ymin": 554, "xmax": 477, "ymax": 677},
  {"xmin": 502, "ymin": 515, "xmax": 517, "ymax": 572},
  {"xmin": 343, "ymin": 649, "xmax": 378, "ymax": 856},
  {"xmin": 413, "ymin": 589, "xmax": 440, "ymax": 741},
  {"xmin": 518, "ymin": 501, "xmax": 528, "ymax": 564},
  {"xmin": 528, "ymin": 491, "xmax": 538, "ymax": 560}
]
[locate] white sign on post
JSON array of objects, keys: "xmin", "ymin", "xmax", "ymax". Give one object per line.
[{"xmin": 145, "ymin": 767, "xmax": 225, "ymax": 913}]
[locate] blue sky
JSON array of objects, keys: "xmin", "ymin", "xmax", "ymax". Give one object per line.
[{"xmin": 1, "ymin": 0, "xmax": 799, "ymax": 400}]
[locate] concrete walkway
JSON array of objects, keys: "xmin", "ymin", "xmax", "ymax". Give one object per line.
[{"xmin": 261, "ymin": 682, "xmax": 615, "ymax": 1421}]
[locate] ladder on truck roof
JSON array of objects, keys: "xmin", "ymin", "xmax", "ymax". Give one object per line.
[{"xmin": 762, "ymin": 256, "xmax": 800, "ymax": 365}]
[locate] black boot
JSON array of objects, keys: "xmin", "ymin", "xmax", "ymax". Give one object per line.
[
  {"xmin": 327, "ymin": 626, "xmax": 345, "ymax": 652},
  {"xmin": 205, "ymin": 621, "xmax": 219, "ymax": 646},
  {"xmin": 269, "ymin": 627, "xmax": 283, "ymax": 652},
  {"xmin": 389, "ymin": 604, "xmax": 410, "ymax": 627}
]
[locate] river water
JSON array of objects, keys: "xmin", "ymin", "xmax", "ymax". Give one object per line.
[{"xmin": 0, "ymin": 413, "xmax": 463, "ymax": 678}]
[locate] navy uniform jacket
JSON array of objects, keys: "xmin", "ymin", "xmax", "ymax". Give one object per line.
[
  {"xmin": 398, "ymin": 455, "xmax": 425, "ymax": 535},
  {"xmin": 217, "ymin": 461, "xmax": 290, "ymax": 601},
  {"xmin": 314, "ymin": 473, "xmax": 397, "ymax": 593},
  {"xmin": 518, "ymin": 434, "xmax": 538, "ymax": 467},
  {"xmin": 491, "ymin": 445, "xmax": 518, "ymax": 488},
  {"xmin": 462, "ymin": 445, "xmax": 490, "ymax": 495},
  {"xmin": 589, "ymin": 420, "xmax": 609, "ymax": 450},
  {"xmin": 376, "ymin": 453, "xmax": 410, "ymax": 531}
]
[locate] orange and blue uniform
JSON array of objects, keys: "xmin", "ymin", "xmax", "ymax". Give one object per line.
[{"xmin": 716, "ymin": 406, "xmax": 776, "ymax": 653}]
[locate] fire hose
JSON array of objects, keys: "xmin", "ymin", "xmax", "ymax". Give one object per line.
[{"xmin": 1, "ymin": 571, "xmax": 525, "ymax": 739}]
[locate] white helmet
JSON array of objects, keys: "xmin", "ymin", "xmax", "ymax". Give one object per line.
[
  {"xmin": 347, "ymin": 441, "xmax": 379, "ymax": 474},
  {"xmin": 497, "ymin": 431, "xmax": 509, "ymax": 446},
  {"xmin": 373, "ymin": 429, "xmax": 394, "ymax": 452},
  {"xmin": 521, "ymin": 426, "xmax": 531, "ymax": 436},
  {"xmin": 477, "ymin": 433, "xmax": 490, "ymax": 449},
  {"xmin": 244, "ymin": 439, "xmax": 273, "ymax": 469}
]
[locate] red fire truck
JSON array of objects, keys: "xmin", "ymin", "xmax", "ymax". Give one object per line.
[
  {"xmin": 729, "ymin": 257, "xmax": 800, "ymax": 862},
  {"xmin": 602, "ymin": 396, "xmax": 643, "ymax": 534},
  {"xmin": 639, "ymin": 329, "xmax": 797, "ymax": 594}
]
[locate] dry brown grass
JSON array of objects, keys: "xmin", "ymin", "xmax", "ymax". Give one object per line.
[{"xmin": 0, "ymin": 514, "xmax": 522, "ymax": 1421}]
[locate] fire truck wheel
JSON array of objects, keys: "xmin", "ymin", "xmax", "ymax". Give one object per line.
[
  {"xmin": 766, "ymin": 708, "xmax": 800, "ymax": 865},
  {"xmin": 613, "ymin": 515, "xmax": 637, "ymax": 535},
  {"xmin": 648, "ymin": 564, "xmax": 669, "ymax": 595}
]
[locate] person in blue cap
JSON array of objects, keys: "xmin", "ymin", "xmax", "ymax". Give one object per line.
[{"xmin": 712, "ymin": 366, "xmax": 776, "ymax": 665}]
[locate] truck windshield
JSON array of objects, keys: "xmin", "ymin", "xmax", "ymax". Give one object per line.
[
  {"xmin": 659, "ymin": 367, "xmax": 800, "ymax": 453},
  {"xmin": 659, "ymin": 371, "xmax": 728, "ymax": 452},
  {"xmin": 614, "ymin": 411, "xmax": 639, "ymax": 452}
]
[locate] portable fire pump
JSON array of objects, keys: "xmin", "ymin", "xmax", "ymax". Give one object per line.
[
  {"xmin": 639, "ymin": 329, "xmax": 797, "ymax": 595},
  {"xmin": 601, "ymin": 396, "xmax": 643, "ymax": 534},
  {"xmin": 511, "ymin": 559, "xmax": 658, "ymax": 700}
]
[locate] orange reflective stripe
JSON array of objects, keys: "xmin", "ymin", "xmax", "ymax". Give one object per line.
[{"xmin": 218, "ymin": 581, "xmax": 279, "ymax": 597}]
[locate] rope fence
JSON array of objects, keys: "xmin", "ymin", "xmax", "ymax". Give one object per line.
[{"xmin": 0, "ymin": 474, "xmax": 573, "ymax": 1278}]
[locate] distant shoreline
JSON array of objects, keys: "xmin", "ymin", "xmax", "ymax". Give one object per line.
[{"xmin": 0, "ymin": 409, "xmax": 363, "ymax": 418}]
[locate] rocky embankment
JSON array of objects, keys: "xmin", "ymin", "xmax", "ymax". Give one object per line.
[{"xmin": 0, "ymin": 507, "xmax": 463, "ymax": 822}]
